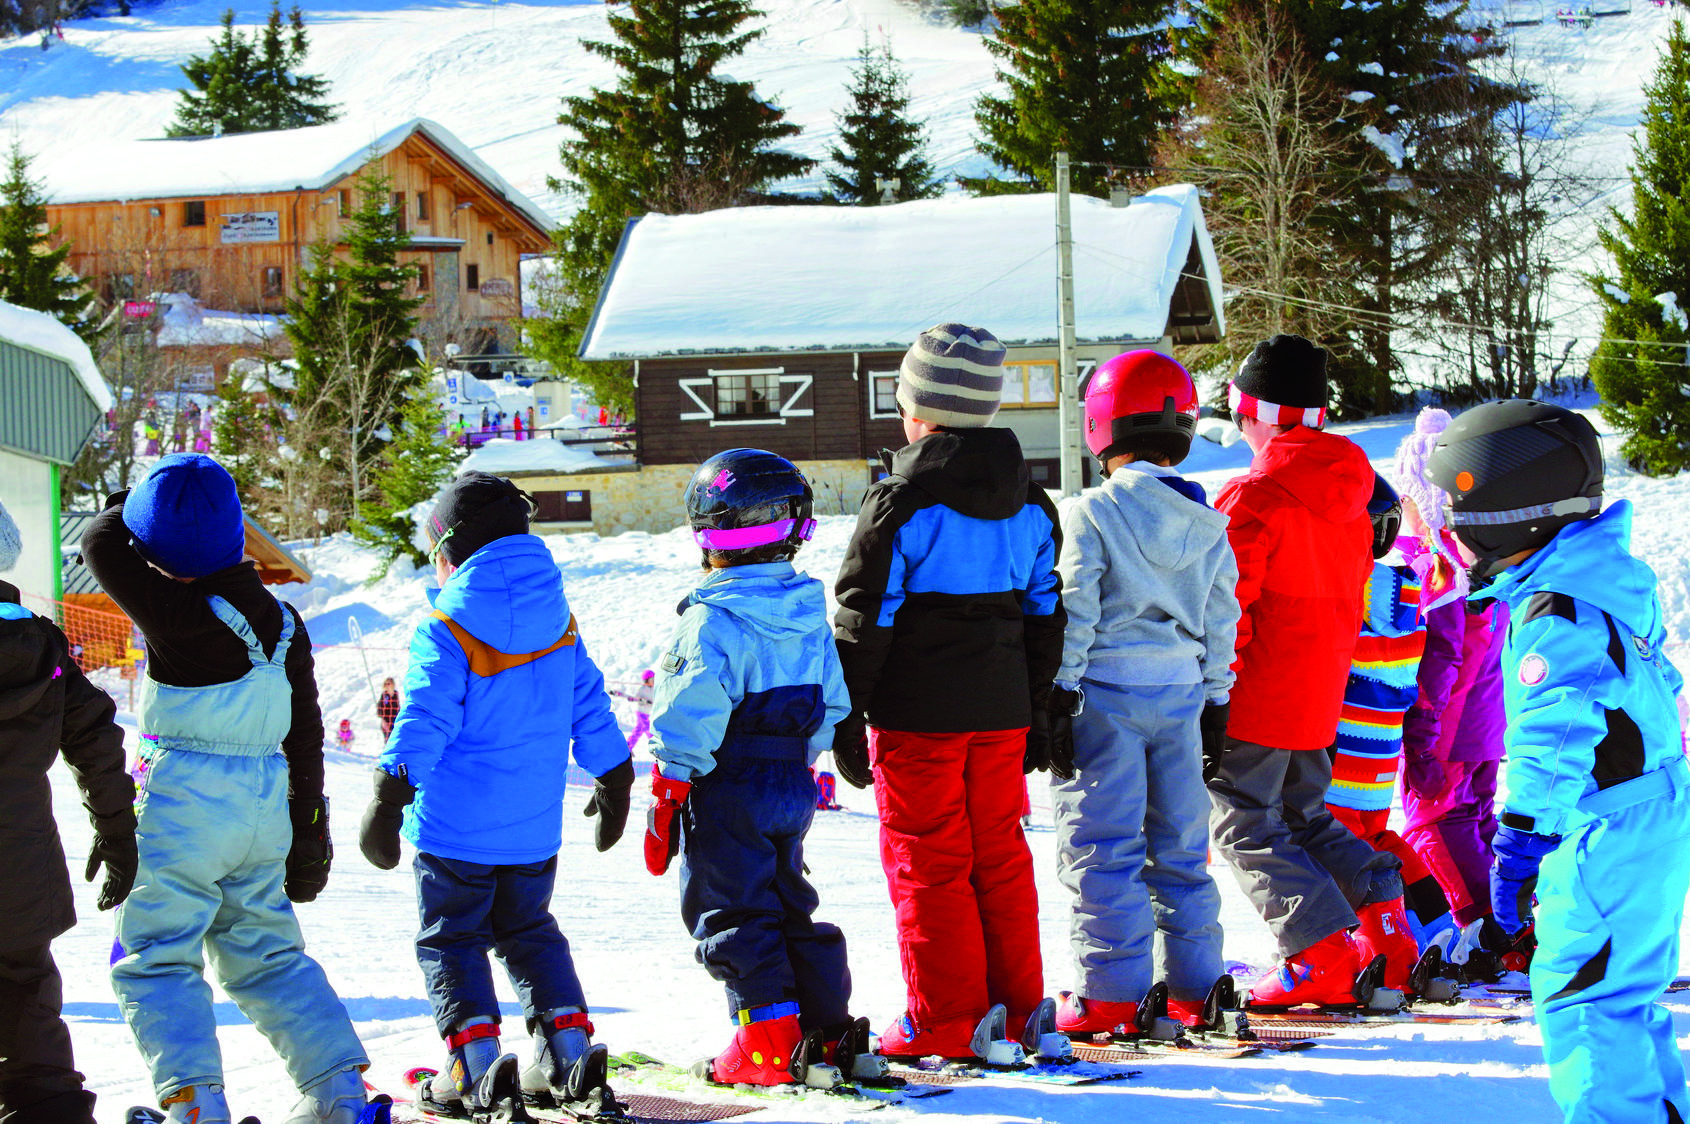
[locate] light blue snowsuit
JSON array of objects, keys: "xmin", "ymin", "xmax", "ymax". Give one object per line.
[
  {"xmin": 112, "ymin": 596, "xmax": 365, "ymax": 1101},
  {"xmin": 1483, "ymin": 501, "xmax": 1690, "ymax": 1124}
]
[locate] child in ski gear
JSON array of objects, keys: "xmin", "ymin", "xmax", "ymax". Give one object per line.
[
  {"xmin": 1394, "ymin": 409, "xmax": 1507, "ymax": 928},
  {"xmin": 1428, "ymin": 399, "xmax": 1689, "ymax": 1124},
  {"xmin": 613, "ymin": 670, "xmax": 655, "ymax": 752},
  {"xmin": 336, "ymin": 718, "xmax": 354, "ymax": 750},
  {"xmin": 1321, "ymin": 477, "xmax": 1454, "ymax": 984},
  {"xmin": 644, "ymin": 449, "xmax": 855, "ymax": 1086},
  {"xmin": 1207, "ymin": 335, "xmax": 1406, "ymax": 1008},
  {"xmin": 80, "ymin": 454, "xmax": 373, "ymax": 1124},
  {"xmin": 1046, "ymin": 351, "xmax": 1239, "ymax": 1034},
  {"xmin": 358, "ymin": 471, "xmax": 632, "ymax": 1117},
  {"xmin": 0, "ymin": 501, "xmax": 136, "ymax": 1124},
  {"xmin": 376, "ymin": 678, "xmax": 401, "ymax": 743},
  {"xmin": 833, "ymin": 324, "xmax": 1066, "ymax": 1058}
]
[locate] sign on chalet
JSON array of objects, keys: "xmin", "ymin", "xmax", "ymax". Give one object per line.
[
  {"xmin": 580, "ymin": 184, "xmax": 1224, "ymax": 510},
  {"xmin": 39, "ymin": 119, "xmax": 554, "ymax": 368}
]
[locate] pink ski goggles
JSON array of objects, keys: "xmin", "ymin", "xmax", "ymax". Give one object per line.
[{"xmin": 693, "ymin": 518, "xmax": 817, "ymax": 551}]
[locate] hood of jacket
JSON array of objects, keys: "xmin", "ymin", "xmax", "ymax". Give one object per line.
[
  {"xmin": 1485, "ymin": 501, "xmax": 1661, "ymax": 635},
  {"xmin": 428, "ymin": 534, "xmax": 571, "ymax": 653},
  {"xmin": 890, "ymin": 428, "xmax": 1030, "ymax": 521},
  {"xmin": 1249, "ymin": 426, "xmax": 1373, "ymax": 525},
  {"xmin": 686, "ymin": 561, "xmax": 826, "ymax": 639},
  {"xmin": 1101, "ymin": 466, "xmax": 1229, "ymax": 572}
]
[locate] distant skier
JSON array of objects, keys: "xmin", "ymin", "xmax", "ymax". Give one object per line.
[
  {"xmin": 0, "ymin": 499, "xmax": 136, "ymax": 1124},
  {"xmin": 358, "ymin": 472, "xmax": 632, "ymax": 1119},
  {"xmin": 376, "ymin": 677, "xmax": 401, "ymax": 743},
  {"xmin": 612, "ymin": 670, "xmax": 654, "ymax": 752},
  {"xmin": 336, "ymin": 718, "xmax": 355, "ymax": 751},
  {"xmin": 1428, "ymin": 400, "xmax": 1690, "ymax": 1123},
  {"xmin": 643, "ymin": 449, "xmax": 856, "ymax": 1086}
]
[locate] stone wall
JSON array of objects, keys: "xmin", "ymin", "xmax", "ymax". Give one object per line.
[{"xmin": 511, "ymin": 458, "xmax": 875, "ymax": 537}]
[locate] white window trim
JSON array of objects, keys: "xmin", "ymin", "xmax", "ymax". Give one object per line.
[
  {"xmin": 679, "ymin": 369, "xmax": 815, "ymax": 427},
  {"xmin": 867, "ymin": 370, "xmax": 900, "ymax": 420}
]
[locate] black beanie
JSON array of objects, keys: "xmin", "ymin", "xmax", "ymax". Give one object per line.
[
  {"xmin": 1229, "ymin": 334, "xmax": 1330, "ymax": 427},
  {"xmin": 426, "ymin": 471, "xmax": 533, "ymax": 566}
]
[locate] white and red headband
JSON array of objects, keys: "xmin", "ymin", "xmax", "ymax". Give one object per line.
[{"xmin": 1229, "ymin": 382, "xmax": 1326, "ymax": 429}]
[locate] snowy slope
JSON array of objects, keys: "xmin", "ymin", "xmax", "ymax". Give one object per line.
[{"xmin": 44, "ymin": 407, "xmax": 1690, "ymax": 1123}]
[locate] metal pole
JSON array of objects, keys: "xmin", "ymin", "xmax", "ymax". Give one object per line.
[{"xmin": 1055, "ymin": 152, "xmax": 1083, "ymax": 496}]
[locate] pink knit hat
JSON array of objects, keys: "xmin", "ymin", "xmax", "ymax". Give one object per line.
[{"xmin": 1393, "ymin": 407, "xmax": 1454, "ymax": 531}]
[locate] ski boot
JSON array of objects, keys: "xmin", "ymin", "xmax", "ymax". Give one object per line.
[
  {"xmin": 787, "ymin": 1027, "xmax": 845, "ymax": 1090},
  {"xmin": 422, "ymin": 1016, "xmax": 532, "ymax": 1121},
  {"xmin": 145, "ymin": 1086, "xmax": 244, "ymax": 1124},
  {"xmin": 1126, "ymin": 983, "xmax": 1184, "ymax": 1042},
  {"xmin": 520, "ymin": 1007, "xmax": 623, "ymax": 1113},
  {"xmin": 1353, "ymin": 897, "xmax": 1420, "ymax": 992},
  {"xmin": 694, "ymin": 1002, "xmax": 804, "ymax": 1086},
  {"xmin": 1407, "ymin": 946, "xmax": 1462, "ymax": 1004},
  {"xmin": 1441, "ymin": 916, "xmax": 1531, "ymax": 984},
  {"xmin": 967, "ymin": 1004, "xmax": 1025, "ymax": 1067},
  {"xmin": 1244, "ymin": 929, "xmax": 1363, "ymax": 1008},
  {"xmin": 821, "ymin": 1017, "xmax": 891, "ymax": 1083},
  {"xmin": 1054, "ymin": 992, "xmax": 1138, "ymax": 1037},
  {"xmin": 874, "ymin": 1011, "xmax": 981, "ymax": 1060},
  {"xmin": 1017, "ymin": 996, "xmax": 1072, "ymax": 1061},
  {"xmin": 1174, "ymin": 975, "xmax": 1251, "ymax": 1039},
  {"xmin": 282, "ymin": 1065, "xmax": 392, "ymax": 1124}
]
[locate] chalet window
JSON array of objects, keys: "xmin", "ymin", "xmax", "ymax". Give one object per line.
[
  {"xmin": 261, "ymin": 266, "xmax": 283, "ymax": 297},
  {"xmin": 532, "ymin": 489, "xmax": 591, "ymax": 523},
  {"xmin": 416, "ymin": 192, "xmax": 431, "ymax": 221},
  {"xmin": 390, "ymin": 193, "xmax": 407, "ymax": 232},
  {"xmin": 486, "ymin": 232, "xmax": 494, "ymax": 246},
  {"xmin": 169, "ymin": 268, "xmax": 200, "ymax": 298},
  {"xmin": 466, "ymin": 264, "xmax": 480, "ymax": 292},
  {"xmin": 868, "ymin": 370, "xmax": 900, "ymax": 419},
  {"xmin": 1026, "ymin": 458, "xmax": 1060, "ymax": 489},
  {"xmin": 416, "ymin": 264, "xmax": 430, "ymax": 292},
  {"xmin": 714, "ymin": 371, "xmax": 780, "ymax": 417},
  {"xmin": 183, "ymin": 200, "xmax": 206, "ymax": 227},
  {"xmin": 108, "ymin": 274, "xmax": 135, "ymax": 300},
  {"xmin": 1000, "ymin": 361, "xmax": 1058, "ymax": 408},
  {"xmin": 338, "ymin": 189, "xmax": 351, "ymax": 215}
]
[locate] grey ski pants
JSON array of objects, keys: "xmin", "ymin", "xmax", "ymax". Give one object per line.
[
  {"xmin": 1207, "ymin": 737, "xmax": 1400, "ymax": 956},
  {"xmin": 1051, "ymin": 681, "xmax": 1223, "ymax": 1003}
]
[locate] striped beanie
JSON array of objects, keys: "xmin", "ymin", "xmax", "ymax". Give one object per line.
[
  {"xmin": 0, "ymin": 498, "xmax": 19, "ymax": 573},
  {"xmin": 1228, "ymin": 334, "xmax": 1328, "ymax": 428},
  {"xmin": 896, "ymin": 323, "xmax": 1007, "ymax": 429}
]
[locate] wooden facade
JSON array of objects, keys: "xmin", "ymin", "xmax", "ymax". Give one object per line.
[{"xmin": 46, "ymin": 127, "xmax": 550, "ymax": 356}]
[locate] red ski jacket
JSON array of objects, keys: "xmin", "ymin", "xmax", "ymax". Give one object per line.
[{"xmin": 1217, "ymin": 426, "xmax": 1374, "ymax": 750}]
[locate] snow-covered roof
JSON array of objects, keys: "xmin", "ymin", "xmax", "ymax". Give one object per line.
[
  {"xmin": 579, "ymin": 185, "xmax": 1224, "ymax": 360},
  {"xmin": 459, "ymin": 438, "xmax": 609, "ymax": 477},
  {"xmin": 152, "ymin": 293, "xmax": 283, "ymax": 348},
  {"xmin": 0, "ymin": 298, "xmax": 111, "ymax": 411},
  {"xmin": 37, "ymin": 118, "xmax": 554, "ymax": 236}
]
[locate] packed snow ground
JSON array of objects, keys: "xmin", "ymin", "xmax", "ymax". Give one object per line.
[{"xmin": 46, "ymin": 407, "xmax": 1690, "ymax": 1123}]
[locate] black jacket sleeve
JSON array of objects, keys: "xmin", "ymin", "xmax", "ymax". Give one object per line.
[
  {"xmin": 79, "ymin": 493, "xmax": 198, "ymax": 633},
  {"xmin": 57, "ymin": 645, "xmax": 135, "ymax": 823},
  {"xmin": 282, "ymin": 605, "xmax": 326, "ymax": 802},
  {"xmin": 1022, "ymin": 485, "xmax": 1067, "ymax": 713}
]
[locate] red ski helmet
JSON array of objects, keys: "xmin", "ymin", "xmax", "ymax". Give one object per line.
[{"xmin": 1083, "ymin": 350, "xmax": 1200, "ymax": 467}]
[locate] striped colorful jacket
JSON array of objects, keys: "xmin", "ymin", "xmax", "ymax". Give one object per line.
[{"xmin": 1327, "ymin": 561, "xmax": 1427, "ymax": 812}]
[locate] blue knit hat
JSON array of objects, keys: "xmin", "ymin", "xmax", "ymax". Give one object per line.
[{"xmin": 123, "ymin": 454, "xmax": 245, "ymax": 579}]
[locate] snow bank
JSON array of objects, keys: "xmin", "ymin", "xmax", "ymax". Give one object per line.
[
  {"xmin": 459, "ymin": 437, "xmax": 606, "ymax": 476},
  {"xmin": 152, "ymin": 292, "xmax": 282, "ymax": 348},
  {"xmin": 0, "ymin": 297, "xmax": 111, "ymax": 410}
]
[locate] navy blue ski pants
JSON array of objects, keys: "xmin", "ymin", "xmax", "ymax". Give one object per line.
[
  {"xmin": 679, "ymin": 747, "xmax": 851, "ymax": 1027},
  {"xmin": 413, "ymin": 852, "xmax": 586, "ymax": 1036}
]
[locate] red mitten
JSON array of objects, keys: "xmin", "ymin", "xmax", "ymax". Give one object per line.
[{"xmin": 645, "ymin": 766, "xmax": 692, "ymax": 876}]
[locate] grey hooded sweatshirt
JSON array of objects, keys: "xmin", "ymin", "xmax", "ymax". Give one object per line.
[{"xmin": 1055, "ymin": 461, "xmax": 1240, "ymax": 703}]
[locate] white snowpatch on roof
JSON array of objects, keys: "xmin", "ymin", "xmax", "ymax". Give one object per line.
[
  {"xmin": 0, "ymin": 297, "xmax": 111, "ymax": 410},
  {"xmin": 459, "ymin": 438, "xmax": 605, "ymax": 477},
  {"xmin": 35, "ymin": 118, "xmax": 554, "ymax": 236},
  {"xmin": 580, "ymin": 185, "xmax": 1223, "ymax": 359},
  {"xmin": 153, "ymin": 293, "xmax": 283, "ymax": 348}
]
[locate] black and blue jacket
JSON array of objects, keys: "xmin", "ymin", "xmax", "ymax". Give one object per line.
[{"xmin": 833, "ymin": 427, "xmax": 1066, "ymax": 734}]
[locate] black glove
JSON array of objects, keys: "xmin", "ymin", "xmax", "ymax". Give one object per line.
[
  {"xmin": 584, "ymin": 757, "xmax": 635, "ymax": 852},
  {"xmin": 1200, "ymin": 702, "xmax": 1231, "ymax": 785},
  {"xmin": 1047, "ymin": 687, "xmax": 1081, "ymax": 782},
  {"xmin": 286, "ymin": 794, "xmax": 332, "ymax": 903},
  {"xmin": 832, "ymin": 717, "xmax": 873, "ymax": 790},
  {"xmin": 1023, "ymin": 705, "xmax": 1051, "ymax": 775},
  {"xmin": 359, "ymin": 767, "xmax": 415, "ymax": 871},
  {"xmin": 85, "ymin": 806, "xmax": 137, "ymax": 911}
]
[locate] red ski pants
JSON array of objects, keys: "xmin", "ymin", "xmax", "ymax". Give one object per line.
[{"xmin": 868, "ymin": 726, "xmax": 1044, "ymax": 1029}]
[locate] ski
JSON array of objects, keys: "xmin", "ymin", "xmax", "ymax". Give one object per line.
[
  {"xmin": 883, "ymin": 1055, "xmax": 1142, "ymax": 1086},
  {"xmin": 608, "ymin": 1050, "xmax": 949, "ymax": 1108},
  {"xmin": 1071, "ymin": 1038, "xmax": 1261, "ymax": 1062},
  {"xmin": 127, "ymin": 1112, "xmax": 262, "ymax": 1124},
  {"xmin": 1244, "ymin": 1007, "xmax": 1523, "ymax": 1027}
]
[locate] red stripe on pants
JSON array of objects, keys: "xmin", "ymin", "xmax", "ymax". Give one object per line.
[{"xmin": 869, "ymin": 726, "xmax": 1043, "ymax": 1028}]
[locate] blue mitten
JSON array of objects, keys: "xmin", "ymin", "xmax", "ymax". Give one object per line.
[{"xmin": 1490, "ymin": 823, "xmax": 1561, "ymax": 936}]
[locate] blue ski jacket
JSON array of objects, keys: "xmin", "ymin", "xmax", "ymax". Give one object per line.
[
  {"xmin": 1481, "ymin": 501, "xmax": 1686, "ymax": 838},
  {"xmin": 649, "ymin": 561, "xmax": 850, "ymax": 782},
  {"xmin": 381, "ymin": 534, "xmax": 628, "ymax": 864}
]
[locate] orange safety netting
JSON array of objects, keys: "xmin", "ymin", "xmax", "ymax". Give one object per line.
[{"xmin": 18, "ymin": 592, "xmax": 145, "ymax": 677}]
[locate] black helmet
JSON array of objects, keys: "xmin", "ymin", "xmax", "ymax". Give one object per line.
[
  {"xmin": 1367, "ymin": 473, "xmax": 1402, "ymax": 560},
  {"xmin": 1425, "ymin": 400, "xmax": 1602, "ymax": 581},
  {"xmin": 686, "ymin": 449, "xmax": 815, "ymax": 558}
]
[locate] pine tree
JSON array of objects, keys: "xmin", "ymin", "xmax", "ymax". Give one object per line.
[
  {"xmin": 527, "ymin": 0, "xmax": 816, "ymax": 411},
  {"xmin": 973, "ymin": 0, "xmax": 1182, "ymax": 196},
  {"xmin": 1590, "ymin": 19, "xmax": 1690, "ymax": 475},
  {"xmin": 355, "ymin": 386, "xmax": 459, "ymax": 574},
  {"xmin": 168, "ymin": 2, "xmax": 337, "ymax": 137},
  {"xmin": 0, "ymin": 140, "xmax": 87, "ymax": 334},
  {"xmin": 827, "ymin": 36, "xmax": 941, "ymax": 205}
]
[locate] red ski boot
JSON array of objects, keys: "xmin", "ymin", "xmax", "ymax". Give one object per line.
[
  {"xmin": 874, "ymin": 1012, "xmax": 979, "ymax": 1060},
  {"xmin": 706, "ymin": 1003, "xmax": 802, "ymax": 1086},
  {"xmin": 1055, "ymin": 992, "xmax": 1139, "ymax": 1036},
  {"xmin": 1246, "ymin": 930, "xmax": 1362, "ymax": 1007},
  {"xmin": 1354, "ymin": 897, "xmax": 1420, "ymax": 992}
]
